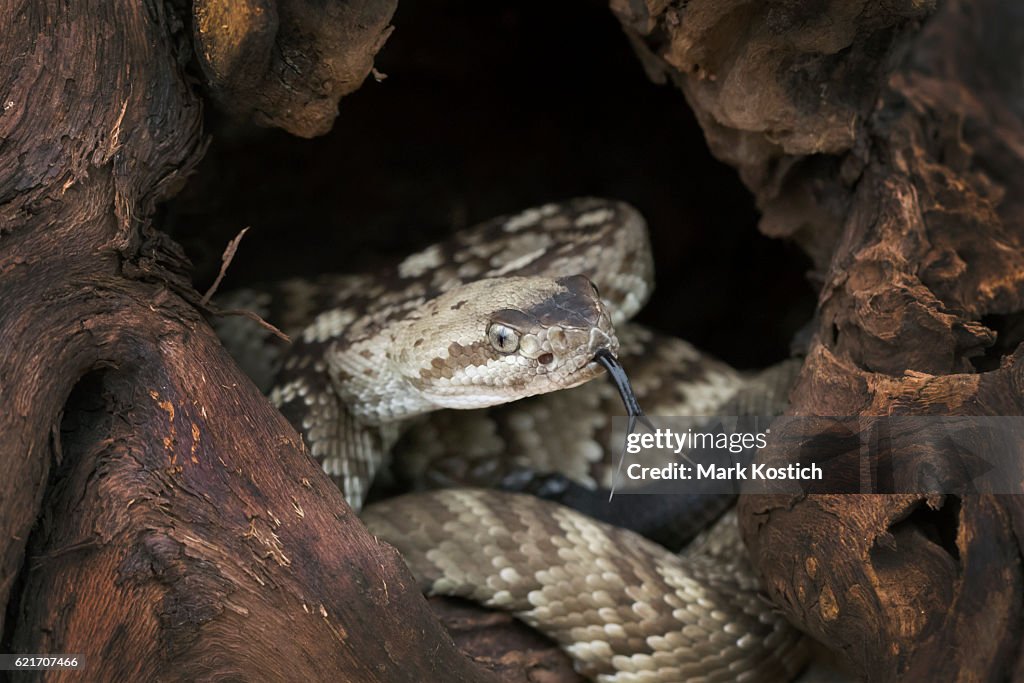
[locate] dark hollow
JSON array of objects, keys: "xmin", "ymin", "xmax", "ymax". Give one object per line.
[{"xmin": 163, "ymin": 0, "xmax": 816, "ymax": 369}]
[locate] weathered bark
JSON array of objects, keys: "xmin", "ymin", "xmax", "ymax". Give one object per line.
[
  {"xmin": 611, "ymin": 0, "xmax": 935, "ymax": 272},
  {"xmin": 0, "ymin": 2, "xmax": 493, "ymax": 680},
  {"xmin": 613, "ymin": 0, "xmax": 1024, "ymax": 679},
  {"xmin": 192, "ymin": 0, "xmax": 396, "ymax": 137},
  {"xmin": 428, "ymin": 598, "xmax": 586, "ymax": 683}
]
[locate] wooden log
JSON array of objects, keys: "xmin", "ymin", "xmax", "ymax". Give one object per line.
[
  {"xmin": 0, "ymin": 2, "xmax": 492, "ymax": 680},
  {"xmin": 192, "ymin": 0, "xmax": 396, "ymax": 138},
  {"xmin": 612, "ymin": 0, "xmax": 1024, "ymax": 678}
]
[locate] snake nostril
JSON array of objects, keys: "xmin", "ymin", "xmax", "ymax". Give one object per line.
[{"xmin": 538, "ymin": 353, "xmax": 554, "ymax": 365}]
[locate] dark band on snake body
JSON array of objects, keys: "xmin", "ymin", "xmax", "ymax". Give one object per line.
[{"xmin": 497, "ymin": 469, "xmax": 736, "ymax": 552}]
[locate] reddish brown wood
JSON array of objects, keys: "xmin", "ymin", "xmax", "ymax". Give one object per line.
[
  {"xmin": 612, "ymin": 0, "xmax": 1024, "ymax": 679},
  {"xmin": 429, "ymin": 598, "xmax": 586, "ymax": 683},
  {"xmin": 192, "ymin": 0, "xmax": 396, "ymax": 137},
  {"xmin": 0, "ymin": 2, "xmax": 492, "ymax": 680}
]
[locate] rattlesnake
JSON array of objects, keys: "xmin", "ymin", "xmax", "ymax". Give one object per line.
[{"xmin": 214, "ymin": 198, "xmax": 809, "ymax": 682}]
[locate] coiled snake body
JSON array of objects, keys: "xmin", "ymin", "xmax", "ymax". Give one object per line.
[{"xmin": 215, "ymin": 199, "xmax": 808, "ymax": 682}]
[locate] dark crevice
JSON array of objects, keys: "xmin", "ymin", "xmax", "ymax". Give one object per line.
[
  {"xmin": 886, "ymin": 496, "xmax": 962, "ymax": 563},
  {"xmin": 161, "ymin": 0, "xmax": 816, "ymax": 369},
  {"xmin": 970, "ymin": 311, "xmax": 1024, "ymax": 372},
  {"xmin": 2, "ymin": 371, "xmax": 110, "ymax": 653}
]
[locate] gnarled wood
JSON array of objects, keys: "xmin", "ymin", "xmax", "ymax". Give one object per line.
[
  {"xmin": 613, "ymin": 0, "xmax": 1024, "ymax": 679},
  {"xmin": 0, "ymin": 2, "xmax": 492, "ymax": 680},
  {"xmin": 192, "ymin": 0, "xmax": 396, "ymax": 137}
]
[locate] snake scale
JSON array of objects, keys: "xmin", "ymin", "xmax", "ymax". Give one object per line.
[{"xmin": 214, "ymin": 198, "xmax": 809, "ymax": 682}]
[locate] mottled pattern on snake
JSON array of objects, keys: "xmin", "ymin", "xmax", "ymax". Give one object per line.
[
  {"xmin": 216, "ymin": 198, "xmax": 651, "ymax": 507},
  {"xmin": 393, "ymin": 324, "xmax": 801, "ymax": 493},
  {"xmin": 213, "ymin": 198, "xmax": 808, "ymax": 682},
  {"xmin": 363, "ymin": 493, "xmax": 808, "ymax": 683}
]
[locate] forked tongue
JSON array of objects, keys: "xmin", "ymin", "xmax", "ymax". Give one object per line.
[{"xmin": 594, "ymin": 349, "xmax": 654, "ymax": 499}]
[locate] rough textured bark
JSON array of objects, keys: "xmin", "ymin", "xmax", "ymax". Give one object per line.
[
  {"xmin": 192, "ymin": 0, "xmax": 396, "ymax": 137},
  {"xmin": 613, "ymin": 0, "xmax": 1024, "ymax": 679},
  {"xmin": 428, "ymin": 598, "xmax": 586, "ymax": 683},
  {"xmin": 0, "ymin": 2, "xmax": 493, "ymax": 680}
]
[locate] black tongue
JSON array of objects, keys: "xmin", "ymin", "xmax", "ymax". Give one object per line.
[
  {"xmin": 593, "ymin": 349, "xmax": 654, "ymax": 433},
  {"xmin": 594, "ymin": 349, "xmax": 654, "ymax": 501}
]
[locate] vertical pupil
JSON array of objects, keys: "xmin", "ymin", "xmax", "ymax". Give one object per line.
[{"xmin": 490, "ymin": 324, "xmax": 517, "ymax": 352}]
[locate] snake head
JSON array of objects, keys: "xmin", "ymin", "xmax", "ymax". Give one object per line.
[{"xmin": 392, "ymin": 274, "xmax": 619, "ymax": 411}]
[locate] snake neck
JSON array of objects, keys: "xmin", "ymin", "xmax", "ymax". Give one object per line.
[{"xmin": 325, "ymin": 341, "xmax": 436, "ymax": 426}]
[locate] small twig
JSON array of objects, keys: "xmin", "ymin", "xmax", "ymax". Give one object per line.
[
  {"xmin": 196, "ymin": 227, "xmax": 290, "ymax": 343},
  {"xmin": 201, "ymin": 227, "xmax": 250, "ymax": 305},
  {"xmin": 214, "ymin": 307, "xmax": 291, "ymax": 343}
]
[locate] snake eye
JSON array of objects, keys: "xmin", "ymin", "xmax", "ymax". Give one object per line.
[{"xmin": 487, "ymin": 323, "xmax": 520, "ymax": 354}]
